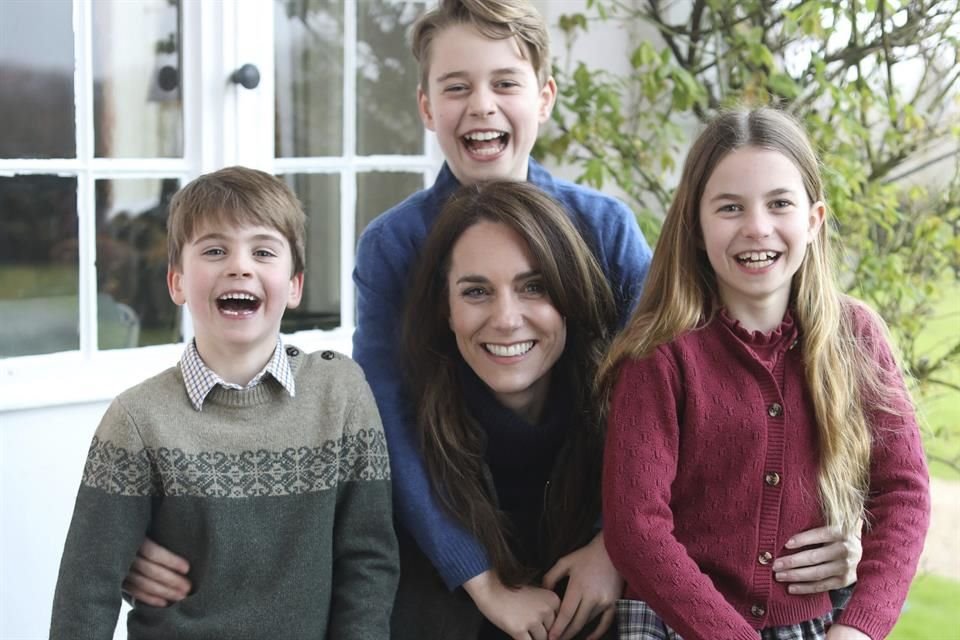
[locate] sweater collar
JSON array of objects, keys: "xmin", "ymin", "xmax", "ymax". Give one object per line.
[
  {"xmin": 431, "ymin": 157, "xmax": 553, "ymax": 202},
  {"xmin": 179, "ymin": 339, "xmax": 295, "ymax": 411},
  {"xmin": 459, "ymin": 360, "xmax": 569, "ymax": 457},
  {"xmin": 718, "ymin": 307, "xmax": 798, "ymax": 347}
]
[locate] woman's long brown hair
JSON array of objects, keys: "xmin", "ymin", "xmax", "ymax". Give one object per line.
[{"xmin": 403, "ymin": 180, "xmax": 618, "ymax": 585}]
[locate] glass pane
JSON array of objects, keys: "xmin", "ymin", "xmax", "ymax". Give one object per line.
[
  {"xmin": 356, "ymin": 171, "xmax": 424, "ymax": 239},
  {"xmin": 275, "ymin": 0, "xmax": 345, "ymax": 158},
  {"xmin": 357, "ymin": 2, "xmax": 427, "ymax": 155},
  {"xmin": 0, "ymin": 0, "xmax": 75, "ymax": 158},
  {"xmin": 281, "ymin": 173, "xmax": 341, "ymax": 331},
  {"xmin": 0, "ymin": 175, "xmax": 79, "ymax": 357},
  {"xmin": 95, "ymin": 179, "xmax": 181, "ymax": 349},
  {"xmin": 92, "ymin": 0, "xmax": 183, "ymax": 158}
]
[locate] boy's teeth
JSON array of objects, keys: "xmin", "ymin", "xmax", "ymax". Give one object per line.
[
  {"xmin": 218, "ymin": 292, "xmax": 257, "ymax": 301},
  {"xmin": 485, "ymin": 341, "xmax": 534, "ymax": 357},
  {"xmin": 464, "ymin": 131, "xmax": 504, "ymax": 141}
]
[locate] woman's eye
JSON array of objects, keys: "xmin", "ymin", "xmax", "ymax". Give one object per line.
[
  {"xmin": 523, "ymin": 281, "xmax": 546, "ymax": 295},
  {"xmin": 462, "ymin": 287, "xmax": 487, "ymax": 298},
  {"xmin": 718, "ymin": 204, "xmax": 742, "ymax": 214},
  {"xmin": 771, "ymin": 199, "xmax": 793, "ymax": 209}
]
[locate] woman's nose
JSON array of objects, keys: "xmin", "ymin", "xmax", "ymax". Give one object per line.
[{"xmin": 491, "ymin": 294, "xmax": 523, "ymax": 330}]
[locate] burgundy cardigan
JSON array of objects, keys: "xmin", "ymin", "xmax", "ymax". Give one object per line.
[{"xmin": 603, "ymin": 304, "xmax": 929, "ymax": 640}]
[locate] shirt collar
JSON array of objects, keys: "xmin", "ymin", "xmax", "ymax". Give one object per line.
[{"xmin": 179, "ymin": 339, "xmax": 296, "ymax": 411}]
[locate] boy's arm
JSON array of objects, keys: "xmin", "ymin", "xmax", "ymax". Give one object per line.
[
  {"xmin": 833, "ymin": 307, "xmax": 931, "ymax": 640},
  {"xmin": 352, "ymin": 226, "xmax": 491, "ymax": 589},
  {"xmin": 602, "ymin": 355, "xmax": 760, "ymax": 640},
  {"xmin": 50, "ymin": 400, "xmax": 153, "ymax": 639},
  {"xmin": 582, "ymin": 196, "xmax": 651, "ymax": 324},
  {"xmin": 327, "ymin": 372, "xmax": 399, "ymax": 639}
]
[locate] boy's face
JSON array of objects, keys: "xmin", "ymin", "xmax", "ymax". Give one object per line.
[
  {"xmin": 167, "ymin": 221, "xmax": 303, "ymax": 361},
  {"xmin": 418, "ymin": 24, "xmax": 556, "ymax": 185}
]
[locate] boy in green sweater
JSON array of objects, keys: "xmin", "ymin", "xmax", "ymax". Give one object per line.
[{"xmin": 50, "ymin": 166, "xmax": 399, "ymax": 639}]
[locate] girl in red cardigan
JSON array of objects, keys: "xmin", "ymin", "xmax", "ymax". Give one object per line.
[{"xmin": 600, "ymin": 108, "xmax": 930, "ymax": 640}]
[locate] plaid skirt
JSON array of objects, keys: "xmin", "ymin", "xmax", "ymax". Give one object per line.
[{"xmin": 616, "ymin": 588, "xmax": 852, "ymax": 640}]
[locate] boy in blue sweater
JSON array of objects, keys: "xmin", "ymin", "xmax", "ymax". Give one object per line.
[{"xmin": 351, "ymin": 2, "xmax": 649, "ymax": 637}]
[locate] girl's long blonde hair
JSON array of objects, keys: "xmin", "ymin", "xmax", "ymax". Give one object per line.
[{"xmin": 600, "ymin": 108, "xmax": 886, "ymax": 534}]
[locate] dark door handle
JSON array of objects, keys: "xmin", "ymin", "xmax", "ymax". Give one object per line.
[{"xmin": 230, "ymin": 64, "xmax": 260, "ymax": 90}]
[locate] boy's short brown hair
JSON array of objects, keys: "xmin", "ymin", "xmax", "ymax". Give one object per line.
[
  {"xmin": 167, "ymin": 166, "xmax": 306, "ymax": 274},
  {"xmin": 411, "ymin": 0, "xmax": 551, "ymax": 90}
]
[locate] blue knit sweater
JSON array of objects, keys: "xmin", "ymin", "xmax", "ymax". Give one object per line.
[{"xmin": 352, "ymin": 159, "xmax": 651, "ymax": 589}]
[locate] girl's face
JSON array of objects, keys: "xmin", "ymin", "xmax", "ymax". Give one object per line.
[
  {"xmin": 699, "ymin": 146, "xmax": 825, "ymax": 331},
  {"xmin": 447, "ymin": 221, "xmax": 566, "ymax": 423}
]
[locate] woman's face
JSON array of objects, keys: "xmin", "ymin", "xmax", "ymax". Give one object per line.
[{"xmin": 447, "ymin": 221, "xmax": 566, "ymax": 422}]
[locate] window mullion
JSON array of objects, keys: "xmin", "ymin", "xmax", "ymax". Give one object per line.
[
  {"xmin": 74, "ymin": 0, "xmax": 98, "ymax": 356},
  {"xmin": 340, "ymin": 0, "xmax": 358, "ymax": 328}
]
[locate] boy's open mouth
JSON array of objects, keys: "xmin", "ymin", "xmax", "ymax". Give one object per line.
[
  {"xmin": 216, "ymin": 292, "xmax": 261, "ymax": 315},
  {"xmin": 735, "ymin": 250, "xmax": 782, "ymax": 269},
  {"xmin": 463, "ymin": 130, "xmax": 509, "ymax": 157}
]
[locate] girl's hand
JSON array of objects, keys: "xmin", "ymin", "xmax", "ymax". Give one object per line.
[
  {"xmin": 825, "ymin": 623, "xmax": 871, "ymax": 639},
  {"xmin": 121, "ymin": 537, "xmax": 192, "ymax": 606},
  {"xmin": 773, "ymin": 523, "xmax": 862, "ymax": 594},
  {"xmin": 542, "ymin": 531, "xmax": 623, "ymax": 640},
  {"xmin": 463, "ymin": 570, "xmax": 560, "ymax": 640}
]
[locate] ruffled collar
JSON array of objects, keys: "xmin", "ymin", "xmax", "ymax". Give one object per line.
[{"xmin": 718, "ymin": 307, "xmax": 797, "ymax": 347}]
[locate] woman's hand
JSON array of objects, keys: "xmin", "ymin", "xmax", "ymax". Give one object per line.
[
  {"xmin": 121, "ymin": 538, "xmax": 192, "ymax": 606},
  {"xmin": 542, "ymin": 531, "xmax": 623, "ymax": 640},
  {"xmin": 464, "ymin": 570, "xmax": 561, "ymax": 640},
  {"xmin": 773, "ymin": 523, "xmax": 862, "ymax": 594},
  {"xmin": 825, "ymin": 623, "xmax": 871, "ymax": 639}
]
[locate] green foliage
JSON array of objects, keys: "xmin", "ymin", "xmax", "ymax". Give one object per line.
[
  {"xmin": 536, "ymin": 0, "xmax": 960, "ymax": 473},
  {"xmin": 888, "ymin": 573, "xmax": 960, "ymax": 638}
]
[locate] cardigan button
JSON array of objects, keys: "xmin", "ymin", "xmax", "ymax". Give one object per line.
[
  {"xmin": 765, "ymin": 472, "xmax": 781, "ymax": 486},
  {"xmin": 767, "ymin": 402, "xmax": 783, "ymax": 417},
  {"xmin": 321, "ymin": 350, "xmax": 335, "ymax": 360},
  {"xmin": 758, "ymin": 551, "xmax": 773, "ymax": 565},
  {"xmin": 751, "ymin": 604, "xmax": 766, "ymax": 617},
  {"xmin": 789, "ymin": 339, "xmax": 799, "ymax": 350}
]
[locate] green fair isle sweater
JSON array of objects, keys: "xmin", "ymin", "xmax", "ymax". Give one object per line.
[{"xmin": 50, "ymin": 347, "xmax": 399, "ymax": 640}]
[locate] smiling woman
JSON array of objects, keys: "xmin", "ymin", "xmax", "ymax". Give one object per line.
[{"xmin": 398, "ymin": 180, "xmax": 621, "ymax": 639}]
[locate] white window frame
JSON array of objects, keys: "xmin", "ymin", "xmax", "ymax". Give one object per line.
[{"xmin": 0, "ymin": 0, "xmax": 441, "ymax": 412}]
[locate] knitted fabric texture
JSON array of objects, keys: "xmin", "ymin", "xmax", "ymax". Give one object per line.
[
  {"xmin": 50, "ymin": 348, "xmax": 399, "ymax": 640},
  {"xmin": 603, "ymin": 305, "xmax": 929, "ymax": 640}
]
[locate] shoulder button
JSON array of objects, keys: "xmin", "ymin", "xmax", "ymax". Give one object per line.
[
  {"xmin": 285, "ymin": 346, "xmax": 300, "ymax": 357},
  {"xmin": 321, "ymin": 350, "xmax": 335, "ymax": 360}
]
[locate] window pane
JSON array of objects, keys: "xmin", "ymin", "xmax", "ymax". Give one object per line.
[
  {"xmin": 0, "ymin": 175, "xmax": 79, "ymax": 357},
  {"xmin": 95, "ymin": 179, "xmax": 181, "ymax": 349},
  {"xmin": 281, "ymin": 173, "xmax": 341, "ymax": 330},
  {"xmin": 356, "ymin": 171, "xmax": 424, "ymax": 239},
  {"xmin": 275, "ymin": 0, "xmax": 344, "ymax": 158},
  {"xmin": 92, "ymin": 0, "xmax": 183, "ymax": 158},
  {"xmin": 357, "ymin": 2, "xmax": 426, "ymax": 155},
  {"xmin": 0, "ymin": 0, "xmax": 75, "ymax": 158}
]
